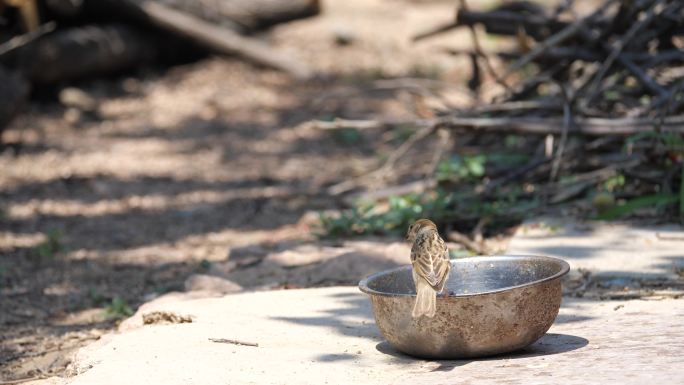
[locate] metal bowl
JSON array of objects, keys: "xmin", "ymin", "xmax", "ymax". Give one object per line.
[{"xmin": 359, "ymin": 255, "xmax": 570, "ymax": 359}]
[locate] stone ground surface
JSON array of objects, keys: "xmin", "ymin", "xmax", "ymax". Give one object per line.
[
  {"xmin": 508, "ymin": 218, "xmax": 684, "ymax": 280},
  {"xmin": 30, "ymin": 287, "xmax": 684, "ymax": 385},
  {"xmin": 19, "ymin": 219, "xmax": 684, "ymax": 384}
]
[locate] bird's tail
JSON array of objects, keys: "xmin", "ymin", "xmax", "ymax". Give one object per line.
[{"xmin": 412, "ymin": 279, "xmax": 436, "ymax": 318}]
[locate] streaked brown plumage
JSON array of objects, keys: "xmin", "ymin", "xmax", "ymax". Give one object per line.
[{"xmin": 406, "ymin": 219, "xmax": 450, "ymax": 318}]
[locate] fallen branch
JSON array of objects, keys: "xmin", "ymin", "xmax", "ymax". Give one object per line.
[
  {"xmin": 327, "ymin": 122, "xmax": 435, "ymax": 195},
  {"xmin": 615, "ymin": 54, "xmax": 668, "ymax": 97},
  {"xmin": 498, "ymin": 46, "xmax": 602, "ymax": 63},
  {"xmin": 312, "ymin": 115, "xmax": 684, "ymax": 136},
  {"xmin": 437, "ymin": 115, "xmax": 684, "ymax": 135},
  {"xmin": 209, "ymin": 338, "xmax": 259, "ymax": 347},
  {"xmin": 125, "ymin": 0, "xmax": 312, "ymax": 79},
  {"xmin": 412, "ymin": 21, "xmax": 460, "ymax": 42},
  {"xmin": 457, "ymin": 9, "xmax": 559, "ymax": 41},
  {"xmin": 471, "ymin": 216, "xmax": 490, "ymax": 244},
  {"xmin": 6, "ymin": 24, "xmax": 157, "ymax": 84},
  {"xmin": 547, "ymin": 158, "xmax": 640, "ymax": 203},
  {"xmin": 549, "ymin": 86, "xmax": 573, "ymax": 181},
  {"xmin": 413, "ymin": 5, "xmax": 566, "ymax": 42},
  {"xmin": 448, "ymin": 230, "xmax": 489, "ymax": 255},
  {"xmin": 501, "ymin": 62, "xmax": 569, "ymax": 102},
  {"xmin": 466, "ymin": 99, "xmax": 563, "ymax": 113},
  {"xmin": 482, "ymin": 156, "xmax": 550, "ymax": 194},
  {"xmin": 312, "ymin": 118, "xmax": 417, "ymax": 130},
  {"xmin": 154, "ymin": 0, "xmax": 320, "ymax": 33},
  {"xmin": 366, "ymin": 122, "xmax": 434, "ymax": 176}
]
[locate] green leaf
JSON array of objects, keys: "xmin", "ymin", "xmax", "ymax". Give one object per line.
[
  {"xmin": 106, "ymin": 297, "xmax": 134, "ymax": 319},
  {"xmin": 602, "ymin": 174, "xmax": 625, "ymax": 192},
  {"xmin": 596, "ymin": 193, "xmax": 679, "ymax": 220},
  {"xmin": 465, "ymin": 155, "xmax": 486, "ymax": 177}
]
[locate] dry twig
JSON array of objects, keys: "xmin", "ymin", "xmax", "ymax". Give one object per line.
[
  {"xmin": 209, "ymin": 338, "xmax": 259, "ymax": 347},
  {"xmin": 448, "ymin": 230, "xmax": 489, "ymax": 255},
  {"xmin": 550, "ymin": 85, "xmax": 573, "ymax": 181},
  {"xmin": 327, "ymin": 122, "xmax": 435, "ymax": 195}
]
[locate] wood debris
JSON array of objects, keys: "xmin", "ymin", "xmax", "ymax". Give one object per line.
[{"xmin": 142, "ymin": 311, "xmax": 193, "ymax": 325}]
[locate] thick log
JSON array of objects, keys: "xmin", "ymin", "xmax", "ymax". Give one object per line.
[
  {"xmin": 313, "ymin": 115, "xmax": 684, "ymax": 136},
  {"xmin": 436, "ymin": 115, "xmax": 684, "ymax": 136},
  {"xmin": 4, "ymin": 24, "xmax": 157, "ymax": 84},
  {"xmin": 0, "ymin": 66, "xmax": 29, "ymax": 134},
  {"xmin": 122, "ymin": 1, "xmax": 312, "ymax": 79},
  {"xmin": 33, "ymin": 0, "xmax": 320, "ymax": 80},
  {"xmin": 46, "ymin": 0, "xmax": 321, "ymax": 34},
  {"xmin": 153, "ymin": 0, "xmax": 321, "ymax": 33}
]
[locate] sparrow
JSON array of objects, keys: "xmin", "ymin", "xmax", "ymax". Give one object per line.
[{"xmin": 406, "ymin": 219, "xmax": 451, "ymax": 318}]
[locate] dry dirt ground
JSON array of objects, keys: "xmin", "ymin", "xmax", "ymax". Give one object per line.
[{"xmin": 0, "ymin": 0, "xmax": 489, "ymax": 381}]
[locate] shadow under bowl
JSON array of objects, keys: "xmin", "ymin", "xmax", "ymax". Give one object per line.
[{"xmin": 359, "ymin": 255, "xmax": 570, "ymax": 359}]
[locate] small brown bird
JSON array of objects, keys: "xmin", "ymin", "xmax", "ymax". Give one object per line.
[{"xmin": 406, "ymin": 219, "xmax": 451, "ymax": 318}]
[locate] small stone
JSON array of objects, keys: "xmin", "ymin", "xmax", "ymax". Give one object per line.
[
  {"xmin": 59, "ymin": 87, "xmax": 98, "ymax": 112},
  {"xmin": 208, "ymin": 260, "xmax": 238, "ymax": 276},
  {"xmin": 332, "ymin": 26, "xmax": 356, "ymax": 46},
  {"xmin": 63, "ymin": 108, "xmax": 82, "ymax": 124},
  {"xmin": 121, "ymin": 77, "xmax": 141, "ymax": 93},
  {"xmin": 184, "ymin": 274, "xmax": 242, "ymax": 294},
  {"xmin": 263, "ymin": 244, "xmax": 346, "ymax": 268},
  {"xmin": 228, "ymin": 244, "xmax": 268, "ymax": 260}
]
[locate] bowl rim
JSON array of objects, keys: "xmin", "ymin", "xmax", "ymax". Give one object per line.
[{"xmin": 358, "ymin": 254, "xmax": 570, "ymax": 298}]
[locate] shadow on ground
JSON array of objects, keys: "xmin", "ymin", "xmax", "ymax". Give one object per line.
[
  {"xmin": 274, "ymin": 290, "xmax": 590, "ymax": 369},
  {"xmin": 375, "ymin": 333, "xmax": 589, "ymax": 372}
]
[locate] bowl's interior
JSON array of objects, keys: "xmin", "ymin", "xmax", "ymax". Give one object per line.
[{"xmin": 363, "ymin": 255, "xmax": 568, "ymax": 296}]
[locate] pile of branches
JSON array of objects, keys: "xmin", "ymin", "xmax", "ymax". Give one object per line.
[
  {"xmin": 319, "ymin": 0, "xmax": 684, "ymax": 240},
  {"xmin": 413, "ymin": 0, "xmax": 684, "ymax": 132},
  {"xmin": 0, "ymin": 0, "xmax": 319, "ymax": 133}
]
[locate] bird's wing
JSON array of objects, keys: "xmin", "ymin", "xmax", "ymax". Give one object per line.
[
  {"xmin": 411, "ymin": 230, "xmax": 451, "ymax": 291},
  {"xmin": 433, "ymin": 237, "xmax": 451, "ymax": 292}
]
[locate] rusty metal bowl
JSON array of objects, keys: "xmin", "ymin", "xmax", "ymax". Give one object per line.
[{"xmin": 359, "ymin": 255, "xmax": 570, "ymax": 359}]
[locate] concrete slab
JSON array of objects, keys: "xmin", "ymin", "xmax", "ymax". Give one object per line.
[
  {"xmin": 507, "ymin": 218, "xmax": 684, "ymax": 280},
  {"xmin": 40, "ymin": 287, "xmax": 684, "ymax": 385}
]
